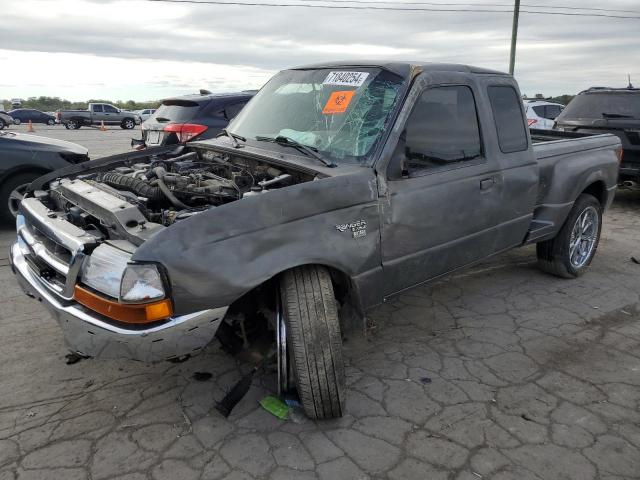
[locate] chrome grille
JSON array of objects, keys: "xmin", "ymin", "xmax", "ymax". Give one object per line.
[{"xmin": 17, "ymin": 198, "xmax": 99, "ymax": 300}]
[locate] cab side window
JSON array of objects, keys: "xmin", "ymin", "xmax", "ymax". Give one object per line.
[
  {"xmin": 404, "ymin": 86, "xmax": 482, "ymax": 172},
  {"xmin": 488, "ymin": 86, "xmax": 528, "ymax": 153},
  {"xmin": 103, "ymin": 105, "xmax": 118, "ymax": 113}
]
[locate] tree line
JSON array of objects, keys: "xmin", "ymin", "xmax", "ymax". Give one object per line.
[{"xmin": 2, "ymin": 96, "xmax": 161, "ymax": 112}]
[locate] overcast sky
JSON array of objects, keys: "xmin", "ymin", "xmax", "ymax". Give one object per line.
[{"xmin": 1, "ymin": 0, "xmax": 638, "ymax": 101}]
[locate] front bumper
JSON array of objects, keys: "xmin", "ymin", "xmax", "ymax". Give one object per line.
[{"xmin": 11, "ymin": 242, "xmax": 227, "ymax": 362}]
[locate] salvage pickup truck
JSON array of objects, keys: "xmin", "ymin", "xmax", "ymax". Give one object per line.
[
  {"xmin": 57, "ymin": 103, "xmax": 139, "ymax": 130},
  {"xmin": 12, "ymin": 61, "xmax": 621, "ymax": 419}
]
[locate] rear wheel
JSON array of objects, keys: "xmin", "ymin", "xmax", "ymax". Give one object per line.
[
  {"xmin": 537, "ymin": 193, "xmax": 602, "ymax": 278},
  {"xmin": 47, "ymin": 118, "xmax": 55, "ymax": 126},
  {"xmin": 65, "ymin": 119, "xmax": 80, "ymax": 130},
  {"xmin": 279, "ymin": 265, "xmax": 345, "ymax": 419},
  {"xmin": 13, "ymin": 118, "xmax": 21, "ymax": 125},
  {"xmin": 121, "ymin": 118, "xmax": 135, "ymax": 129},
  {"xmin": 0, "ymin": 173, "xmax": 41, "ymax": 223}
]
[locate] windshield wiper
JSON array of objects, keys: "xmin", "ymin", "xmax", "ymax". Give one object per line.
[
  {"xmin": 217, "ymin": 128, "xmax": 246, "ymax": 148},
  {"xmin": 602, "ymin": 112, "xmax": 635, "ymax": 119},
  {"xmin": 255, "ymin": 135, "xmax": 336, "ymax": 168}
]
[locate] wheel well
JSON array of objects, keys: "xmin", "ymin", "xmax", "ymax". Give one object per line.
[
  {"xmin": 582, "ymin": 181, "xmax": 606, "ymax": 206},
  {"xmin": 217, "ymin": 263, "xmax": 361, "ymax": 356},
  {"xmin": 229, "ymin": 264, "xmax": 354, "ymax": 310},
  {"xmin": 0, "ymin": 167, "xmax": 50, "ymax": 187}
]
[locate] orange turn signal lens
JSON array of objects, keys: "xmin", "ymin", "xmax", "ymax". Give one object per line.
[{"xmin": 74, "ymin": 285, "xmax": 173, "ymax": 324}]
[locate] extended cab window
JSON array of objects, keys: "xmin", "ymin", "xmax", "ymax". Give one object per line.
[
  {"xmin": 92, "ymin": 104, "xmax": 103, "ymax": 113},
  {"xmin": 404, "ymin": 85, "xmax": 482, "ymax": 171},
  {"xmin": 488, "ymin": 86, "xmax": 528, "ymax": 153}
]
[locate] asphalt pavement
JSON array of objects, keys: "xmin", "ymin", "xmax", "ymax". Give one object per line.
[{"xmin": 1, "ymin": 124, "xmax": 639, "ymax": 480}]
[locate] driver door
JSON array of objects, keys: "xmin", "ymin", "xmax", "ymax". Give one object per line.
[{"xmin": 381, "ymin": 83, "xmax": 508, "ymax": 295}]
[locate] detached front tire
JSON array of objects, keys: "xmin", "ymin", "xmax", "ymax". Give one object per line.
[
  {"xmin": 280, "ymin": 265, "xmax": 345, "ymax": 419},
  {"xmin": 537, "ymin": 193, "xmax": 602, "ymax": 278}
]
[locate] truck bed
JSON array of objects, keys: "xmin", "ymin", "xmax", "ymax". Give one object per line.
[{"xmin": 526, "ymin": 128, "xmax": 620, "ymax": 244}]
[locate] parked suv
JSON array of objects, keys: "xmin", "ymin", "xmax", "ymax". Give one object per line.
[
  {"xmin": 524, "ymin": 100, "xmax": 564, "ymax": 130},
  {"xmin": 133, "ymin": 90, "xmax": 255, "ymax": 148},
  {"xmin": 555, "ymin": 87, "xmax": 640, "ymax": 184}
]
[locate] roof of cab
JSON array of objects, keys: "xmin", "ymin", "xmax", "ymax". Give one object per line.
[{"xmin": 290, "ymin": 60, "xmax": 507, "ymax": 78}]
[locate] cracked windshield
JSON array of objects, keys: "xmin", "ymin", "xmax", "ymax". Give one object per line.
[{"xmin": 228, "ymin": 68, "xmax": 404, "ymax": 165}]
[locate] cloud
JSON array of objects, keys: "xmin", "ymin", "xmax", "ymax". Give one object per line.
[{"xmin": 1, "ymin": 0, "xmax": 638, "ymax": 100}]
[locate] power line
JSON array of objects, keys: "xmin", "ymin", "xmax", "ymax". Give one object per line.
[
  {"xmin": 143, "ymin": 0, "xmax": 640, "ymax": 19},
  {"xmin": 294, "ymin": 0, "xmax": 640, "ymax": 16}
]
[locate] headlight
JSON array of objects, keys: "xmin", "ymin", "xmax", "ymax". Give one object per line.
[
  {"xmin": 80, "ymin": 245, "xmax": 165, "ymax": 303},
  {"xmin": 81, "ymin": 244, "xmax": 130, "ymax": 298},
  {"xmin": 120, "ymin": 264, "xmax": 165, "ymax": 303}
]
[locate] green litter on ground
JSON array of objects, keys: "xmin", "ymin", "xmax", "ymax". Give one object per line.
[{"xmin": 259, "ymin": 395, "xmax": 290, "ymax": 419}]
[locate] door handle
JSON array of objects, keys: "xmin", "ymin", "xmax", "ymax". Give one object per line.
[{"xmin": 480, "ymin": 177, "xmax": 495, "ymax": 190}]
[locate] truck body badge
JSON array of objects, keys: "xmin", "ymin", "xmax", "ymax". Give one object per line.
[{"xmin": 335, "ymin": 219, "xmax": 367, "ymax": 238}]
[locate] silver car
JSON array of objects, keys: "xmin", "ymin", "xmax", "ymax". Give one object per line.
[{"xmin": 0, "ymin": 111, "xmax": 15, "ymax": 129}]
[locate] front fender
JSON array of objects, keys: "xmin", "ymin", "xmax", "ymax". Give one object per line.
[{"xmin": 133, "ymin": 170, "xmax": 382, "ymax": 314}]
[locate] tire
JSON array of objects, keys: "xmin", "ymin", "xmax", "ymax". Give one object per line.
[
  {"xmin": 0, "ymin": 173, "xmax": 41, "ymax": 223},
  {"xmin": 65, "ymin": 119, "xmax": 80, "ymax": 130},
  {"xmin": 121, "ymin": 118, "xmax": 135, "ymax": 129},
  {"xmin": 280, "ymin": 265, "xmax": 345, "ymax": 419},
  {"xmin": 536, "ymin": 193, "xmax": 602, "ymax": 278},
  {"xmin": 47, "ymin": 119, "xmax": 55, "ymax": 126},
  {"xmin": 13, "ymin": 118, "xmax": 21, "ymax": 125},
  {"xmin": 0, "ymin": 119, "xmax": 5, "ymax": 129}
]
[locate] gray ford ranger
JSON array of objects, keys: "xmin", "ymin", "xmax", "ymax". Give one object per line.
[{"xmin": 11, "ymin": 61, "xmax": 621, "ymax": 419}]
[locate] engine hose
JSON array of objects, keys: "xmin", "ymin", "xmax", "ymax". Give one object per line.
[
  {"xmin": 99, "ymin": 172, "xmax": 164, "ymax": 202},
  {"xmin": 153, "ymin": 167, "xmax": 189, "ymax": 210}
]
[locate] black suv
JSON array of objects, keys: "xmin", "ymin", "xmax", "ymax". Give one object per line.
[
  {"xmin": 555, "ymin": 87, "xmax": 640, "ymax": 184},
  {"xmin": 134, "ymin": 90, "xmax": 256, "ymax": 148}
]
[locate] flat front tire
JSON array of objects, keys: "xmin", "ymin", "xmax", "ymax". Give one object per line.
[
  {"xmin": 280, "ymin": 265, "xmax": 345, "ymax": 419},
  {"xmin": 537, "ymin": 193, "xmax": 602, "ymax": 278}
]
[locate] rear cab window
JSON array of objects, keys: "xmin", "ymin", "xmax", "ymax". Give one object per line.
[{"xmin": 488, "ymin": 86, "xmax": 528, "ymax": 153}]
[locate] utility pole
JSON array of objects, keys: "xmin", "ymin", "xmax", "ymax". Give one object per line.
[{"xmin": 509, "ymin": 0, "xmax": 520, "ymax": 76}]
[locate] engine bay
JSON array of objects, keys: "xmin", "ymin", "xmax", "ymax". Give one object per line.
[{"xmin": 39, "ymin": 146, "xmax": 316, "ymax": 244}]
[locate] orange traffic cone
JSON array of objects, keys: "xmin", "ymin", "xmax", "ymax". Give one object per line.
[
  {"xmin": 100, "ymin": 121, "xmax": 107, "ymax": 132},
  {"xmin": 27, "ymin": 120, "xmax": 35, "ymax": 132}
]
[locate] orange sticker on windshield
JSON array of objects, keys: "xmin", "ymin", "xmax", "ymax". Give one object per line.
[{"xmin": 322, "ymin": 90, "xmax": 355, "ymax": 114}]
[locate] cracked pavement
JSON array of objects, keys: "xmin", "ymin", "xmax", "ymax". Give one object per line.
[{"xmin": 1, "ymin": 190, "xmax": 639, "ymax": 480}]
